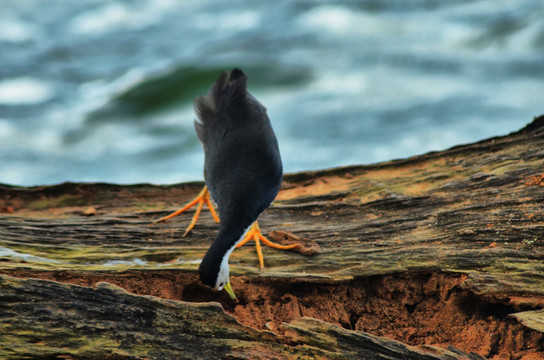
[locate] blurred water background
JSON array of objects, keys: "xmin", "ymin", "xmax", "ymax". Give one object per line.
[{"xmin": 1, "ymin": 0, "xmax": 543, "ymax": 186}]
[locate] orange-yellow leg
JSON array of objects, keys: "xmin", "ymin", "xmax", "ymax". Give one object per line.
[
  {"xmin": 236, "ymin": 222, "xmax": 301, "ymax": 271},
  {"xmin": 153, "ymin": 185, "xmax": 220, "ymax": 236}
]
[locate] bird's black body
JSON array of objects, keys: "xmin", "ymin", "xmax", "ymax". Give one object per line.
[{"xmin": 195, "ymin": 68, "xmax": 282, "ymax": 288}]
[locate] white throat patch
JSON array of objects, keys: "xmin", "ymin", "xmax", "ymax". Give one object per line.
[{"xmin": 214, "ymin": 223, "xmax": 253, "ymax": 290}]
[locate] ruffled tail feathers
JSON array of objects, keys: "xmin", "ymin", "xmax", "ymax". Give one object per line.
[
  {"xmin": 212, "ymin": 68, "xmax": 247, "ymax": 105},
  {"xmin": 194, "ymin": 68, "xmax": 248, "ymax": 144}
]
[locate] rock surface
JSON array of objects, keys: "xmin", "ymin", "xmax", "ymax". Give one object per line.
[{"xmin": 1, "ymin": 116, "xmax": 544, "ymax": 359}]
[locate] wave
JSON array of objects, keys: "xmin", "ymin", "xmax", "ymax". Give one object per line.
[{"xmin": 85, "ymin": 63, "xmax": 312, "ymax": 123}]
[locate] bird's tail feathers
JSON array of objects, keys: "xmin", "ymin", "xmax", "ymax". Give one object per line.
[{"xmin": 194, "ymin": 68, "xmax": 248, "ymax": 144}]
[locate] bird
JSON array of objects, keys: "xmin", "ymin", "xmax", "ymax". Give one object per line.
[{"xmin": 156, "ymin": 68, "xmax": 299, "ymax": 299}]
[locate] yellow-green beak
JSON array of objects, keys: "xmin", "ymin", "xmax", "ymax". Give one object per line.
[{"xmin": 223, "ymin": 282, "xmax": 237, "ymax": 300}]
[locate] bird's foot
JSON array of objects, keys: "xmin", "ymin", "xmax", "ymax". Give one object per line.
[
  {"xmin": 152, "ymin": 185, "xmax": 220, "ymax": 236},
  {"xmin": 236, "ymin": 222, "xmax": 301, "ymax": 271}
]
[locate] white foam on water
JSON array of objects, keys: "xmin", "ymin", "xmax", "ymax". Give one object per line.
[
  {"xmin": 0, "ymin": 18, "xmax": 37, "ymax": 42},
  {"xmin": 298, "ymin": 5, "xmax": 367, "ymax": 35},
  {"xmin": 0, "ymin": 77, "xmax": 54, "ymax": 105},
  {"xmin": 194, "ymin": 10, "xmax": 260, "ymax": 31},
  {"xmin": 68, "ymin": 0, "xmax": 179, "ymax": 36}
]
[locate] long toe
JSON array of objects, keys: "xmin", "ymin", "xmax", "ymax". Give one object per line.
[
  {"xmin": 236, "ymin": 222, "xmax": 302, "ymax": 270},
  {"xmin": 153, "ymin": 186, "xmax": 219, "ymax": 236}
]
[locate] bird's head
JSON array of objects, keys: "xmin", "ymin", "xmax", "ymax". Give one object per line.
[{"xmin": 199, "ymin": 247, "xmax": 237, "ymax": 300}]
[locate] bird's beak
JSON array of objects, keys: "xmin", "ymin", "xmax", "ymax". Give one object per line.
[{"xmin": 223, "ymin": 282, "xmax": 237, "ymax": 300}]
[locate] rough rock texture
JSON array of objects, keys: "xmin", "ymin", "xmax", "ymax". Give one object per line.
[
  {"xmin": 1, "ymin": 116, "xmax": 544, "ymax": 359},
  {"xmin": 0, "ymin": 275, "xmax": 485, "ymax": 360}
]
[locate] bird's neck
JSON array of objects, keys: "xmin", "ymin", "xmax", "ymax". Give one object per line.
[{"xmin": 210, "ymin": 222, "xmax": 253, "ymax": 269}]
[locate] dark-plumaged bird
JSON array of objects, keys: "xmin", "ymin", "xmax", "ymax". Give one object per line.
[{"xmin": 155, "ymin": 68, "xmax": 299, "ymax": 299}]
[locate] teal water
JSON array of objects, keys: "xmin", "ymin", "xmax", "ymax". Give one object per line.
[{"xmin": 1, "ymin": 0, "xmax": 543, "ymax": 185}]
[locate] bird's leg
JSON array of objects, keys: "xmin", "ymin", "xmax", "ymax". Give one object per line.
[
  {"xmin": 153, "ymin": 185, "xmax": 220, "ymax": 236},
  {"xmin": 236, "ymin": 222, "xmax": 301, "ymax": 270}
]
